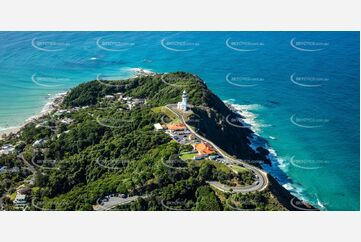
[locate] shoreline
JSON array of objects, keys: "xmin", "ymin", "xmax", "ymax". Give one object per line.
[
  {"xmin": 0, "ymin": 67, "xmax": 154, "ymax": 141},
  {"xmin": 0, "ymin": 92, "xmax": 67, "ymax": 141},
  {"xmin": 1, "ymin": 70, "xmax": 318, "ymax": 210},
  {"xmin": 225, "ymin": 100, "xmax": 320, "ymax": 210}
]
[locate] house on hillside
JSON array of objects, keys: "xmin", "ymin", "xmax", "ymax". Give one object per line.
[
  {"xmin": 104, "ymin": 95, "xmax": 115, "ymax": 101},
  {"xmin": 153, "ymin": 123, "xmax": 164, "ymax": 131},
  {"xmin": 193, "ymin": 142, "xmax": 215, "ymax": 158},
  {"xmin": 166, "ymin": 123, "xmax": 187, "ymax": 132},
  {"xmin": 33, "ymin": 138, "xmax": 48, "ymax": 148},
  {"xmin": 0, "ymin": 144, "xmax": 15, "ymax": 155}
]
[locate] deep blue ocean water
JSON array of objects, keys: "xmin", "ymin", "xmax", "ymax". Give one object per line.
[{"xmin": 0, "ymin": 31, "xmax": 359, "ymax": 210}]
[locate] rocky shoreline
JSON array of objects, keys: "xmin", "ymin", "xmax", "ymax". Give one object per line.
[{"xmin": 1, "ymin": 71, "xmax": 317, "ymax": 211}]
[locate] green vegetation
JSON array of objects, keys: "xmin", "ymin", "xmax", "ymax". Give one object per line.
[
  {"xmin": 179, "ymin": 153, "xmax": 196, "ymax": 161},
  {"xmin": 229, "ymin": 164, "xmax": 249, "ymax": 173},
  {"xmin": 1, "ymin": 72, "xmax": 286, "ymax": 211}
]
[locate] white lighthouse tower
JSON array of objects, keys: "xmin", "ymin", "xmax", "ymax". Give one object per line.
[{"xmin": 177, "ymin": 90, "xmax": 188, "ymax": 111}]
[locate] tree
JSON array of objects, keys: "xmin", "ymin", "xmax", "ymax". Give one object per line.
[{"xmin": 195, "ymin": 186, "xmax": 221, "ymax": 211}]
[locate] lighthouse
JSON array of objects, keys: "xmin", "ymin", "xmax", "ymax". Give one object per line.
[{"xmin": 177, "ymin": 90, "xmax": 188, "ymax": 111}]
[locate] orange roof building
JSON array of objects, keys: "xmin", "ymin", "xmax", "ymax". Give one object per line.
[
  {"xmin": 194, "ymin": 142, "xmax": 215, "ymax": 155},
  {"xmin": 166, "ymin": 123, "xmax": 186, "ymax": 131}
]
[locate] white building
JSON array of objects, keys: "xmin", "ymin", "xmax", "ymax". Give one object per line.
[
  {"xmin": 104, "ymin": 95, "xmax": 115, "ymax": 101},
  {"xmin": 54, "ymin": 109, "xmax": 70, "ymax": 117},
  {"xmin": 153, "ymin": 123, "xmax": 164, "ymax": 130},
  {"xmin": 13, "ymin": 193, "xmax": 27, "ymax": 206},
  {"xmin": 177, "ymin": 90, "xmax": 188, "ymax": 111},
  {"xmin": 0, "ymin": 144, "xmax": 15, "ymax": 155},
  {"xmin": 33, "ymin": 138, "xmax": 47, "ymax": 148},
  {"xmin": 60, "ymin": 118, "xmax": 73, "ymax": 125}
]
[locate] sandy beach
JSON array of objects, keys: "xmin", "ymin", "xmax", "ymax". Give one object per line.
[
  {"xmin": 0, "ymin": 127, "xmax": 22, "ymax": 141},
  {"xmin": 0, "ymin": 92, "xmax": 67, "ymax": 141}
]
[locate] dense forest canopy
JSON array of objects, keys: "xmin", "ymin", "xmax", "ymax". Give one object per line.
[{"xmin": 1, "ymin": 72, "xmax": 285, "ymax": 211}]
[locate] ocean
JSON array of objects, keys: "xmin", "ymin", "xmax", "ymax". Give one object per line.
[{"xmin": 0, "ymin": 31, "xmax": 359, "ymax": 210}]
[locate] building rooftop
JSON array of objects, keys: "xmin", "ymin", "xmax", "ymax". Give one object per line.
[
  {"xmin": 194, "ymin": 143, "xmax": 215, "ymax": 155},
  {"xmin": 166, "ymin": 123, "xmax": 186, "ymax": 131},
  {"xmin": 153, "ymin": 123, "xmax": 164, "ymax": 130}
]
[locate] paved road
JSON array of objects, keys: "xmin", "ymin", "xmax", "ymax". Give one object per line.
[
  {"xmin": 17, "ymin": 153, "xmax": 36, "ymax": 174},
  {"xmin": 207, "ymin": 181, "xmax": 262, "ymax": 194},
  {"xmin": 93, "ymin": 195, "xmax": 146, "ymax": 211},
  {"xmin": 165, "ymin": 104, "xmax": 269, "ymax": 193}
]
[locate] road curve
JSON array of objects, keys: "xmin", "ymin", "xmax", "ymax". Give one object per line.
[{"xmin": 165, "ymin": 104, "xmax": 269, "ymax": 193}]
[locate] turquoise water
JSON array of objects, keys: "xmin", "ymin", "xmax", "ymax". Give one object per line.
[{"xmin": 0, "ymin": 31, "xmax": 359, "ymax": 210}]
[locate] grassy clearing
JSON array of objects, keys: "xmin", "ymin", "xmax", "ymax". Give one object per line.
[
  {"xmin": 190, "ymin": 160, "xmax": 233, "ymax": 174},
  {"xmin": 152, "ymin": 106, "xmax": 180, "ymax": 123},
  {"xmin": 229, "ymin": 165, "xmax": 249, "ymax": 174},
  {"xmin": 179, "ymin": 153, "xmax": 197, "ymax": 161}
]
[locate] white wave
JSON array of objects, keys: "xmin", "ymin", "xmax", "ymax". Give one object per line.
[
  {"xmin": 316, "ymin": 198, "xmax": 326, "ymax": 210},
  {"xmin": 246, "ymin": 126, "xmax": 314, "ymax": 208},
  {"xmin": 224, "ymin": 101, "xmax": 265, "ymax": 134},
  {"xmin": 122, "ymin": 67, "xmax": 155, "ymax": 76},
  {"xmin": 225, "ymin": 100, "xmax": 263, "ymax": 112},
  {"xmin": 23, "ymin": 92, "xmax": 67, "ymax": 125},
  {"xmin": 0, "ymin": 126, "xmax": 20, "ymax": 132}
]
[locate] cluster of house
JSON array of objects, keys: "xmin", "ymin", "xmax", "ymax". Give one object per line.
[
  {"xmin": 154, "ymin": 121, "xmax": 222, "ymax": 161},
  {"xmin": 35, "ymin": 108, "xmax": 74, "ymax": 132},
  {"xmin": 53, "ymin": 110, "xmax": 74, "ymax": 125},
  {"xmin": 154, "ymin": 122, "xmax": 193, "ymax": 144},
  {"xmin": 54, "ymin": 109, "xmax": 72, "ymax": 117},
  {"xmin": 0, "ymin": 144, "xmax": 15, "ymax": 155},
  {"xmin": 104, "ymin": 93, "xmax": 146, "ymax": 110},
  {"xmin": 33, "ymin": 108, "xmax": 77, "ymax": 142},
  {"xmin": 0, "ymin": 166, "xmax": 19, "ymax": 174}
]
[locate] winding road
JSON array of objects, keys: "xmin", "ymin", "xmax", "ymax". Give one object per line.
[{"xmin": 165, "ymin": 104, "xmax": 269, "ymax": 193}]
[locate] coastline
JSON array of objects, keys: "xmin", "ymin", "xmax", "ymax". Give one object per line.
[
  {"xmin": 0, "ymin": 67, "xmax": 154, "ymax": 141},
  {"xmin": 1, "ymin": 70, "xmax": 318, "ymax": 210},
  {"xmin": 224, "ymin": 100, "xmax": 319, "ymax": 210},
  {"xmin": 0, "ymin": 92, "xmax": 67, "ymax": 141},
  {"xmin": 0, "ymin": 67, "xmax": 153, "ymax": 141}
]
